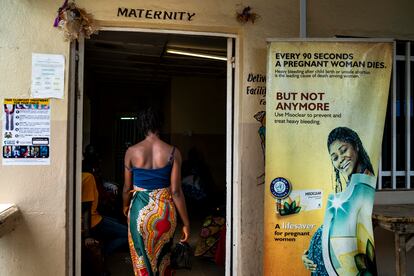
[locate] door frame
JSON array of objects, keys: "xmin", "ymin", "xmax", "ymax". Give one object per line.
[{"xmin": 67, "ymin": 27, "xmax": 241, "ymax": 276}]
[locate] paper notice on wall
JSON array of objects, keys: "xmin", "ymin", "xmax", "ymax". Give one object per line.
[
  {"xmin": 31, "ymin": 53, "xmax": 65, "ymax": 99},
  {"xmin": 2, "ymin": 99, "xmax": 50, "ymax": 165}
]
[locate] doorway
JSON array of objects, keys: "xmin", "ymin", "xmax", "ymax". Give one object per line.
[{"xmin": 72, "ymin": 29, "xmax": 236, "ymax": 275}]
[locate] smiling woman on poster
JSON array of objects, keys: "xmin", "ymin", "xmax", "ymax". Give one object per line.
[{"xmin": 302, "ymin": 127, "xmax": 377, "ymax": 275}]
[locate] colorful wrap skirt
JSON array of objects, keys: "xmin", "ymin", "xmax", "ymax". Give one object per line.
[{"xmin": 128, "ymin": 187, "xmax": 177, "ymax": 276}]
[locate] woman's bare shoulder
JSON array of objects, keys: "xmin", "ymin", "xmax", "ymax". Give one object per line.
[
  {"xmin": 126, "ymin": 143, "xmax": 146, "ymax": 156},
  {"xmin": 167, "ymin": 145, "xmax": 181, "ymax": 162},
  {"xmin": 152, "ymin": 138, "xmax": 171, "ymax": 151},
  {"xmin": 173, "ymin": 146, "xmax": 181, "ymax": 158}
]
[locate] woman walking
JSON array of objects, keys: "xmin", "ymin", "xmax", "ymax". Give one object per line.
[{"xmin": 123, "ymin": 108, "xmax": 190, "ymax": 276}]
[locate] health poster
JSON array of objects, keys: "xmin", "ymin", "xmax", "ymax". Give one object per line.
[
  {"xmin": 2, "ymin": 99, "xmax": 50, "ymax": 165},
  {"xmin": 264, "ymin": 40, "xmax": 392, "ymax": 276}
]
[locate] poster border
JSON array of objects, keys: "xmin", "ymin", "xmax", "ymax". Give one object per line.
[{"xmin": 266, "ymin": 38, "xmax": 394, "ymax": 43}]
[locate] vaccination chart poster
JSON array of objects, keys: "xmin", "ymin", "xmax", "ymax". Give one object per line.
[
  {"xmin": 2, "ymin": 99, "xmax": 50, "ymax": 165},
  {"xmin": 264, "ymin": 40, "xmax": 392, "ymax": 276}
]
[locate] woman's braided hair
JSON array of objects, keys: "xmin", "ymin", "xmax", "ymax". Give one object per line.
[{"xmin": 137, "ymin": 107, "xmax": 162, "ymax": 137}]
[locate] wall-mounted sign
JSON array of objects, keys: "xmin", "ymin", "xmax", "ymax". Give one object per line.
[
  {"xmin": 2, "ymin": 99, "xmax": 50, "ymax": 165},
  {"xmin": 248, "ymin": 73, "xmax": 267, "ymax": 184},
  {"xmin": 31, "ymin": 53, "xmax": 65, "ymax": 99},
  {"xmin": 117, "ymin": 8, "xmax": 196, "ymax": 21},
  {"xmin": 246, "ymin": 73, "xmax": 266, "ymax": 106}
]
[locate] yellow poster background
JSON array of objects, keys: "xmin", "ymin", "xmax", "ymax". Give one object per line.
[{"xmin": 264, "ymin": 41, "xmax": 392, "ymax": 275}]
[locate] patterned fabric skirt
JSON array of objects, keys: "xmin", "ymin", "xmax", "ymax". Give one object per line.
[{"xmin": 128, "ymin": 187, "xmax": 177, "ymax": 276}]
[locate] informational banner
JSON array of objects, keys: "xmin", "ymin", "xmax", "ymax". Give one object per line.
[
  {"xmin": 2, "ymin": 99, "xmax": 50, "ymax": 165},
  {"xmin": 264, "ymin": 40, "xmax": 392, "ymax": 276}
]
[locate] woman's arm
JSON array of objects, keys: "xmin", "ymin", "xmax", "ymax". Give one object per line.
[
  {"xmin": 81, "ymin": 201, "xmax": 99, "ymax": 247},
  {"xmin": 170, "ymin": 148, "xmax": 190, "ymax": 242},
  {"xmin": 122, "ymin": 149, "xmax": 133, "ymax": 217}
]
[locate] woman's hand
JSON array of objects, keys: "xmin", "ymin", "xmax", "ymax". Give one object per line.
[
  {"xmin": 84, "ymin": 237, "xmax": 99, "ymax": 248},
  {"xmin": 302, "ymin": 250, "xmax": 317, "ymax": 272},
  {"xmin": 123, "ymin": 206, "xmax": 129, "ymax": 217},
  {"xmin": 180, "ymin": 225, "xmax": 190, "ymax": 243}
]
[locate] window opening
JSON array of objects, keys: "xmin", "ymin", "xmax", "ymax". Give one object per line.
[{"xmin": 379, "ymin": 40, "xmax": 413, "ymax": 190}]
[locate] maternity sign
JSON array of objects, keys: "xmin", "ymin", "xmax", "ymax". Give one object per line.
[{"xmin": 264, "ymin": 40, "xmax": 392, "ymax": 275}]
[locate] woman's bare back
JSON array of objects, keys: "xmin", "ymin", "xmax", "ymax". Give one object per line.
[{"xmin": 126, "ymin": 135, "xmax": 174, "ymax": 170}]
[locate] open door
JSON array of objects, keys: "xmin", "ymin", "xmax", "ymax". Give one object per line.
[{"xmin": 70, "ymin": 30, "xmax": 237, "ymax": 276}]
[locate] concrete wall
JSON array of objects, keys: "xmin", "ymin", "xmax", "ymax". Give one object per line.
[
  {"xmin": 0, "ymin": 0, "xmax": 413, "ymax": 275},
  {"xmin": 0, "ymin": 1, "xmax": 69, "ymax": 275}
]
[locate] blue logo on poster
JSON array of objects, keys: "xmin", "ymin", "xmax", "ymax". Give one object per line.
[{"xmin": 270, "ymin": 177, "xmax": 291, "ymax": 199}]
